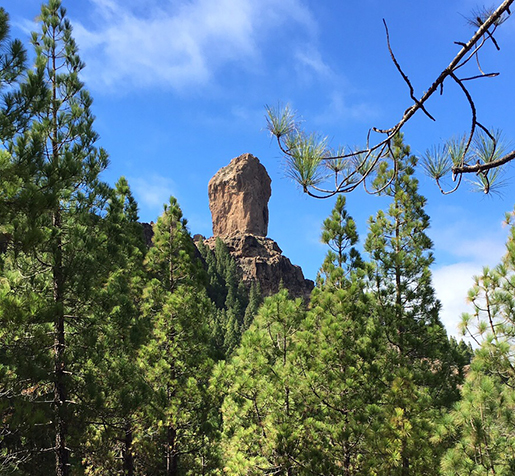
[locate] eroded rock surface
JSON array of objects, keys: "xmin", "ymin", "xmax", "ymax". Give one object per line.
[
  {"xmin": 200, "ymin": 235, "xmax": 314, "ymax": 300},
  {"xmin": 208, "ymin": 153, "xmax": 271, "ymax": 237},
  {"xmin": 203, "ymin": 153, "xmax": 313, "ymax": 299}
]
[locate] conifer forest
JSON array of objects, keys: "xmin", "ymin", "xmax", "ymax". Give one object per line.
[{"xmin": 2, "ymin": 1, "xmax": 515, "ymax": 475}]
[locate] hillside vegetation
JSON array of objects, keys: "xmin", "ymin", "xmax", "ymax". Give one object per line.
[{"xmin": 2, "ymin": 2, "xmax": 515, "ymax": 475}]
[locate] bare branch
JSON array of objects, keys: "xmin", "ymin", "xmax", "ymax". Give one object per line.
[
  {"xmin": 269, "ymin": 0, "xmax": 515, "ymax": 197},
  {"xmin": 383, "ymin": 19, "xmax": 435, "ymax": 122}
]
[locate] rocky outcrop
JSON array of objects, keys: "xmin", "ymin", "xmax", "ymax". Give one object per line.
[
  {"xmin": 208, "ymin": 153, "xmax": 271, "ymax": 237},
  {"xmin": 202, "ymin": 153, "xmax": 313, "ymax": 299},
  {"xmin": 200, "ymin": 234, "xmax": 314, "ymax": 299}
]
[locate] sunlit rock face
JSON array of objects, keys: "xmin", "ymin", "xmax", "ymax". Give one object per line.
[
  {"xmin": 201, "ymin": 234, "xmax": 314, "ymax": 299},
  {"xmin": 208, "ymin": 153, "xmax": 271, "ymax": 237},
  {"xmin": 203, "ymin": 153, "xmax": 313, "ymax": 299}
]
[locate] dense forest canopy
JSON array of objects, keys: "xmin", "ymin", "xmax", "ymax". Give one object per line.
[{"xmin": 1, "ymin": 1, "xmax": 515, "ymax": 475}]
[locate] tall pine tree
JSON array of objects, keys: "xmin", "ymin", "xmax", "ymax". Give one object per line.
[
  {"xmin": 0, "ymin": 1, "xmax": 112, "ymax": 473},
  {"xmin": 80, "ymin": 178, "xmax": 149, "ymax": 476},
  {"xmin": 136, "ymin": 197, "xmax": 216, "ymax": 475},
  {"xmin": 364, "ymin": 134, "xmax": 467, "ymax": 474},
  {"xmin": 296, "ymin": 195, "xmax": 383, "ymax": 475},
  {"xmin": 317, "ymin": 195, "xmax": 362, "ymax": 288},
  {"xmin": 220, "ymin": 290, "xmax": 308, "ymax": 475},
  {"xmin": 440, "ymin": 206, "xmax": 515, "ymax": 475}
]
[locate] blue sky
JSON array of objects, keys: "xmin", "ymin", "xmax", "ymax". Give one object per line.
[{"xmin": 7, "ymin": 0, "xmax": 515, "ymax": 337}]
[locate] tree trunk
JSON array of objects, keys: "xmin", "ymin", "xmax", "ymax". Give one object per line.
[
  {"xmin": 122, "ymin": 424, "xmax": 134, "ymax": 476},
  {"xmin": 166, "ymin": 425, "xmax": 178, "ymax": 476},
  {"xmin": 53, "ymin": 209, "xmax": 69, "ymax": 476},
  {"xmin": 401, "ymin": 451, "xmax": 409, "ymax": 476},
  {"xmin": 395, "ymin": 211, "xmax": 404, "ymax": 354}
]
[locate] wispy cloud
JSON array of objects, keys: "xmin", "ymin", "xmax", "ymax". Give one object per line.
[
  {"xmin": 430, "ymin": 209, "xmax": 509, "ymax": 339},
  {"xmin": 430, "ymin": 214, "xmax": 508, "ymax": 264},
  {"xmin": 294, "ymin": 45, "xmax": 333, "ymax": 79},
  {"xmin": 314, "ymin": 90, "xmax": 381, "ymax": 125},
  {"xmin": 129, "ymin": 174, "xmax": 176, "ymax": 220},
  {"xmin": 70, "ymin": 0, "xmax": 317, "ymax": 93},
  {"xmin": 230, "ymin": 105, "xmax": 266, "ymax": 126}
]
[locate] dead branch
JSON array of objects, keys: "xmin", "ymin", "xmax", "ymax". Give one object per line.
[{"xmin": 270, "ymin": 0, "xmax": 514, "ymax": 197}]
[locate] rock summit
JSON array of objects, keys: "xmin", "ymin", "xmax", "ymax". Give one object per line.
[
  {"xmin": 208, "ymin": 153, "xmax": 271, "ymax": 237},
  {"xmin": 203, "ymin": 153, "xmax": 313, "ymax": 299}
]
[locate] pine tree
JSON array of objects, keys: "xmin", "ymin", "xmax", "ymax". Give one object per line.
[
  {"xmin": 439, "ymin": 207, "xmax": 515, "ymax": 475},
  {"xmin": 0, "ymin": 2, "xmax": 111, "ymax": 473},
  {"xmin": 296, "ymin": 196, "xmax": 383, "ymax": 475},
  {"xmin": 317, "ymin": 195, "xmax": 362, "ymax": 288},
  {"xmin": 196, "ymin": 238, "xmax": 226, "ymax": 310},
  {"xmin": 439, "ymin": 363, "xmax": 515, "ymax": 475},
  {"xmin": 0, "ymin": 6, "xmax": 28, "ymax": 145},
  {"xmin": 243, "ymin": 282, "xmax": 262, "ymax": 331},
  {"xmin": 220, "ymin": 290, "xmax": 308, "ymax": 475},
  {"xmin": 364, "ymin": 134, "xmax": 467, "ymax": 474},
  {"xmin": 0, "ymin": 5, "xmax": 39, "ymax": 251},
  {"xmin": 197, "ymin": 237, "xmax": 253, "ymax": 358},
  {"xmin": 136, "ymin": 197, "xmax": 216, "ymax": 475},
  {"xmin": 0, "ymin": 9, "xmax": 35, "ymax": 471},
  {"xmin": 80, "ymin": 178, "xmax": 149, "ymax": 476}
]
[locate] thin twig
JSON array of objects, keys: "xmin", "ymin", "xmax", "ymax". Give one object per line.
[{"xmin": 272, "ymin": 0, "xmax": 515, "ymax": 196}]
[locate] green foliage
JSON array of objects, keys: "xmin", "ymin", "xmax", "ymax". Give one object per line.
[
  {"xmin": 364, "ymin": 134, "xmax": 467, "ymax": 473},
  {"xmin": 80, "ymin": 178, "xmax": 150, "ymax": 475},
  {"xmin": 135, "ymin": 197, "xmax": 217, "ymax": 475},
  {"xmin": 266, "ymin": 104, "xmax": 328, "ymax": 191},
  {"xmin": 0, "ymin": 3, "xmax": 495, "ymax": 475},
  {"xmin": 291, "ymin": 196, "xmax": 382, "ymax": 474},
  {"xmin": 220, "ymin": 290, "xmax": 308, "ymax": 475},
  {"xmin": 440, "ymin": 366, "xmax": 515, "ymax": 475},
  {"xmin": 366, "ymin": 135, "xmax": 447, "ymax": 365},
  {"xmin": 243, "ymin": 282, "xmax": 262, "ymax": 331},
  {"xmin": 440, "ymin": 206, "xmax": 515, "ymax": 475},
  {"xmin": 0, "ymin": 2, "xmax": 113, "ymax": 473},
  {"xmin": 423, "ymin": 129, "xmax": 509, "ymax": 193},
  {"xmin": 215, "ymin": 142, "xmax": 471, "ymax": 474},
  {"xmin": 0, "ymin": 7, "xmax": 29, "ymax": 144},
  {"xmin": 318, "ymin": 194, "xmax": 363, "ymax": 288},
  {"xmin": 197, "ymin": 237, "xmax": 260, "ymax": 358},
  {"xmin": 145, "ymin": 196, "xmax": 204, "ymax": 291},
  {"xmin": 300, "ymin": 279, "xmax": 382, "ymax": 474}
]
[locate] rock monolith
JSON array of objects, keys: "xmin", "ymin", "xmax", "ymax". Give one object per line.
[
  {"xmin": 203, "ymin": 153, "xmax": 313, "ymax": 299},
  {"xmin": 208, "ymin": 153, "xmax": 271, "ymax": 237}
]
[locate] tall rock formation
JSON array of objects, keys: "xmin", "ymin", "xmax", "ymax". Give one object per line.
[
  {"xmin": 208, "ymin": 153, "xmax": 271, "ymax": 237},
  {"xmin": 201, "ymin": 153, "xmax": 313, "ymax": 299}
]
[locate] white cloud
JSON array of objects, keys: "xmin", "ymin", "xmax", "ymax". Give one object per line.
[
  {"xmin": 71, "ymin": 0, "xmax": 317, "ymax": 93},
  {"xmin": 129, "ymin": 174, "xmax": 176, "ymax": 219},
  {"xmin": 13, "ymin": 18, "xmax": 34, "ymax": 36},
  {"xmin": 432, "ymin": 262, "xmax": 479, "ymax": 339},
  {"xmin": 451, "ymin": 236, "xmax": 507, "ymax": 262},
  {"xmin": 314, "ymin": 90, "xmax": 380, "ymax": 125},
  {"xmin": 430, "ymin": 214, "xmax": 509, "ymax": 264},
  {"xmin": 429, "ymin": 211, "xmax": 509, "ymax": 339},
  {"xmin": 295, "ymin": 45, "xmax": 333, "ymax": 78}
]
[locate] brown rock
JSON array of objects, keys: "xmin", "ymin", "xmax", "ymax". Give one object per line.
[
  {"xmin": 203, "ymin": 153, "xmax": 313, "ymax": 300},
  {"xmin": 202, "ymin": 234, "xmax": 314, "ymax": 300},
  {"xmin": 208, "ymin": 153, "xmax": 271, "ymax": 237}
]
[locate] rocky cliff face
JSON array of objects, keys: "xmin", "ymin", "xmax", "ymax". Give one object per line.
[
  {"xmin": 208, "ymin": 153, "xmax": 271, "ymax": 237},
  {"xmin": 201, "ymin": 153, "xmax": 313, "ymax": 299},
  {"xmin": 201, "ymin": 234, "xmax": 313, "ymax": 299}
]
